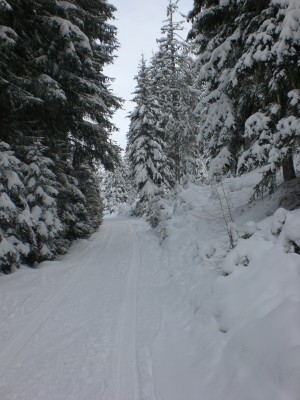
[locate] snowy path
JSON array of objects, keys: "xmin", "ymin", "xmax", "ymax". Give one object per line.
[
  {"xmin": 106, "ymin": 222, "xmax": 141, "ymax": 400},
  {"xmin": 0, "ymin": 217, "xmax": 164, "ymax": 400},
  {"xmin": 0, "ymin": 223, "xmax": 113, "ymax": 380}
]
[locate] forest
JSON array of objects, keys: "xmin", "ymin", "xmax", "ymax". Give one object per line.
[
  {"xmin": 1, "ymin": 1, "xmax": 300, "ymax": 399},
  {"xmin": 0, "ymin": 0, "xmax": 299, "ymax": 270}
]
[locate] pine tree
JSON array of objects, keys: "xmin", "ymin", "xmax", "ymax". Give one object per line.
[
  {"xmin": 102, "ymin": 161, "xmax": 134, "ymax": 214},
  {"xmin": 21, "ymin": 140, "xmax": 63, "ymax": 264},
  {"xmin": 188, "ymin": 0, "xmax": 300, "ymax": 189},
  {"xmin": 76, "ymin": 163, "xmax": 103, "ymax": 233},
  {"xmin": 188, "ymin": 0, "xmax": 243, "ymax": 180},
  {"xmin": 0, "ymin": 1, "xmax": 44, "ymax": 144},
  {"xmin": 127, "ymin": 56, "xmax": 173, "ymax": 214},
  {"xmin": 236, "ymin": 0, "xmax": 300, "ymax": 187},
  {"xmin": 54, "ymin": 151, "xmax": 90, "ymax": 243},
  {"xmin": 175, "ymin": 53, "xmax": 201, "ymax": 182},
  {"xmin": 0, "ymin": 0, "xmax": 121, "ymax": 271},
  {"xmin": 0, "ymin": 142, "xmax": 33, "ymax": 273},
  {"xmin": 0, "ymin": 0, "xmax": 121, "ymax": 164},
  {"xmin": 153, "ymin": 0, "xmax": 198, "ymax": 183}
]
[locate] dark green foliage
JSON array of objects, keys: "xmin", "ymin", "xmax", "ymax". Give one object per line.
[
  {"xmin": 20, "ymin": 140, "xmax": 63, "ymax": 264},
  {"xmin": 0, "ymin": 0, "xmax": 120, "ymax": 272},
  {"xmin": 76, "ymin": 163, "xmax": 103, "ymax": 234},
  {"xmin": 0, "ymin": 0, "xmax": 121, "ymax": 161},
  {"xmin": 188, "ymin": 0, "xmax": 300, "ymax": 190},
  {"xmin": 0, "ymin": 142, "xmax": 32, "ymax": 272},
  {"xmin": 250, "ymin": 169, "xmax": 277, "ymax": 202}
]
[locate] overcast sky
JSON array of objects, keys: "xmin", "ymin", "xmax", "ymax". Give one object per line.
[{"xmin": 105, "ymin": 0, "xmax": 193, "ymax": 152}]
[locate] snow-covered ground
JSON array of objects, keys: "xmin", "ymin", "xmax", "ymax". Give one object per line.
[
  {"xmin": 1, "ymin": 170, "xmax": 300, "ymax": 399},
  {"xmin": 152, "ymin": 171, "xmax": 300, "ymax": 400},
  {"xmin": 0, "ymin": 216, "xmax": 167, "ymax": 400}
]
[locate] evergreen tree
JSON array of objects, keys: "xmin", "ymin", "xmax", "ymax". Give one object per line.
[
  {"xmin": 127, "ymin": 56, "xmax": 173, "ymax": 214},
  {"xmin": 102, "ymin": 161, "xmax": 134, "ymax": 214},
  {"xmin": 0, "ymin": 142, "xmax": 33, "ymax": 273},
  {"xmin": 54, "ymin": 151, "xmax": 90, "ymax": 243},
  {"xmin": 188, "ymin": 0, "xmax": 300, "ymax": 189},
  {"xmin": 188, "ymin": 0, "xmax": 243, "ymax": 180},
  {"xmin": 1, "ymin": 0, "xmax": 121, "ymax": 164},
  {"xmin": 175, "ymin": 53, "xmax": 201, "ymax": 182},
  {"xmin": 76, "ymin": 163, "xmax": 103, "ymax": 233},
  {"xmin": 21, "ymin": 140, "xmax": 63, "ymax": 264},
  {"xmin": 0, "ymin": 0, "xmax": 121, "ymax": 271},
  {"xmin": 0, "ymin": 1, "xmax": 44, "ymax": 146},
  {"xmin": 153, "ymin": 0, "xmax": 198, "ymax": 183},
  {"xmin": 236, "ymin": 0, "xmax": 300, "ymax": 191}
]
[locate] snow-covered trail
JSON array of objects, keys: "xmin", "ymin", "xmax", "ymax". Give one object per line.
[
  {"xmin": 0, "ymin": 217, "xmax": 164, "ymax": 400},
  {"xmin": 105, "ymin": 222, "xmax": 141, "ymax": 400}
]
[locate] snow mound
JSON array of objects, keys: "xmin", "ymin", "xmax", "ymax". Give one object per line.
[
  {"xmin": 271, "ymin": 207, "xmax": 288, "ymax": 235},
  {"xmin": 277, "ymin": 210, "xmax": 300, "ymax": 253},
  {"xmin": 243, "ymin": 220, "xmax": 257, "ymax": 237},
  {"xmin": 152, "ymin": 173, "xmax": 300, "ymax": 400}
]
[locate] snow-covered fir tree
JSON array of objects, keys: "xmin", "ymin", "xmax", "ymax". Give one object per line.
[
  {"xmin": 102, "ymin": 160, "xmax": 135, "ymax": 214},
  {"xmin": 236, "ymin": 0, "xmax": 300, "ymax": 193},
  {"xmin": 127, "ymin": 55, "xmax": 174, "ymax": 215},
  {"xmin": 153, "ymin": 0, "xmax": 199, "ymax": 183},
  {"xmin": 0, "ymin": 1, "xmax": 42, "ymax": 144},
  {"xmin": 188, "ymin": 0, "xmax": 243, "ymax": 180},
  {"xmin": 0, "ymin": 0, "xmax": 121, "ymax": 271},
  {"xmin": 0, "ymin": 0, "xmax": 121, "ymax": 163},
  {"xmin": 21, "ymin": 140, "xmax": 63, "ymax": 264},
  {"xmin": 0, "ymin": 142, "xmax": 33, "ymax": 273},
  {"xmin": 75, "ymin": 163, "xmax": 103, "ymax": 234},
  {"xmin": 175, "ymin": 53, "xmax": 202, "ymax": 182},
  {"xmin": 53, "ymin": 150, "xmax": 90, "ymax": 243},
  {"xmin": 188, "ymin": 0, "xmax": 300, "ymax": 190}
]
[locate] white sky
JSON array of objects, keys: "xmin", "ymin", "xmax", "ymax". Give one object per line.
[{"xmin": 105, "ymin": 0, "xmax": 193, "ymax": 152}]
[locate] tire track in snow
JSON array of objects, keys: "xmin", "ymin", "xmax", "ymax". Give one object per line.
[
  {"xmin": 0, "ymin": 223, "xmax": 113, "ymax": 378},
  {"xmin": 105, "ymin": 221, "xmax": 141, "ymax": 400}
]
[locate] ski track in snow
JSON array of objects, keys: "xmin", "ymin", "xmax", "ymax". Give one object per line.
[
  {"xmin": 0, "ymin": 217, "xmax": 161, "ymax": 400},
  {"xmin": 106, "ymin": 222, "xmax": 141, "ymax": 400}
]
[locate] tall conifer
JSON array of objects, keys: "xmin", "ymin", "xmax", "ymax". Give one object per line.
[{"xmin": 127, "ymin": 56, "xmax": 173, "ymax": 213}]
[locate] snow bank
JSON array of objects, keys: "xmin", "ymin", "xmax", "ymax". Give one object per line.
[{"xmin": 152, "ymin": 172, "xmax": 300, "ymax": 400}]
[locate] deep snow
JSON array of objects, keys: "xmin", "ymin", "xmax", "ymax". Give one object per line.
[{"xmin": 1, "ymin": 170, "xmax": 300, "ymax": 399}]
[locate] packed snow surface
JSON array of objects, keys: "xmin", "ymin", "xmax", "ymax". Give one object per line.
[{"xmin": 1, "ymin": 170, "xmax": 300, "ymax": 399}]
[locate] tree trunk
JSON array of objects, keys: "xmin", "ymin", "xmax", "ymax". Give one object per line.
[{"xmin": 282, "ymin": 150, "xmax": 296, "ymax": 182}]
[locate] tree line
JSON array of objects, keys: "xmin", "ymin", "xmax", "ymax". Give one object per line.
[
  {"xmin": 126, "ymin": 0, "xmax": 299, "ymax": 219},
  {"xmin": 0, "ymin": 0, "xmax": 121, "ymax": 272},
  {"xmin": 1, "ymin": 0, "xmax": 299, "ymax": 272}
]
